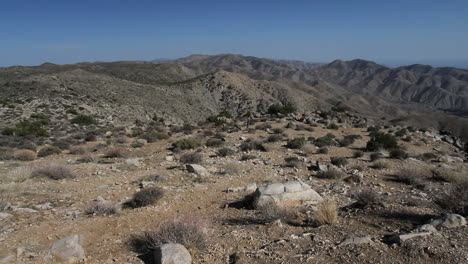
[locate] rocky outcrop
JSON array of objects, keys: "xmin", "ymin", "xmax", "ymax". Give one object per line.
[{"xmin": 253, "ymin": 181, "xmax": 322, "ymax": 208}]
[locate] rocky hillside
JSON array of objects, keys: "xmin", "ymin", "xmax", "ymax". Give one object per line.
[{"xmin": 1, "ymin": 54, "xmax": 468, "ymax": 142}]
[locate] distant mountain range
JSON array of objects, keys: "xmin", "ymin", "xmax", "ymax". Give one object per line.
[{"xmin": 1, "ymin": 54, "xmax": 467, "ymax": 140}]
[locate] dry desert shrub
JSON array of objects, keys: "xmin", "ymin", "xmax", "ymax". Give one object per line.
[
  {"xmin": 316, "ymin": 168, "xmax": 345, "ymax": 179},
  {"xmin": 222, "ymin": 162, "xmax": 242, "ymax": 175},
  {"xmin": 31, "ymin": 163, "xmax": 75, "ymax": 180},
  {"xmin": 257, "ymin": 202, "xmax": 295, "ymax": 223},
  {"xmin": 0, "ymin": 191, "xmax": 10, "ymax": 212},
  {"xmin": 85, "ymin": 201, "xmax": 118, "ymax": 216},
  {"xmin": 180, "ymin": 152, "xmax": 203, "ymax": 164},
  {"xmin": 69, "ymin": 145, "xmax": 88, "ymax": 155},
  {"xmin": 372, "ymin": 160, "xmax": 390, "ymax": 169},
  {"xmin": 354, "ymin": 189, "xmax": 383, "ymax": 208},
  {"xmin": 217, "ymin": 147, "xmax": 235, "ymax": 157},
  {"xmin": 315, "ymin": 198, "xmax": 338, "ymax": 225},
  {"xmin": 2, "ymin": 166, "xmax": 33, "ymax": 183},
  {"xmin": 330, "ymin": 156, "xmax": 348, "ymax": 167},
  {"xmin": 394, "ymin": 168, "xmax": 426, "ymax": 185},
  {"xmin": 105, "ymin": 147, "xmax": 130, "ymax": 158},
  {"xmin": 434, "ymin": 179, "xmax": 468, "ymax": 216},
  {"xmin": 77, "ymin": 154, "xmax": 96, "ymax": 163},
  {"xmin": 431, "ymin": 168, "xmax": 463, "ymax": 183},
  {"xmin": 37, "ymin": 145, "xmax": 61, "ymax": 157},
  {"xmin": 13, "ymin": 149, "xmax": 36, "ymax": 161},
  {"xmin": 128, "ymin": 187, "xmax": 164, "ymax": 208},
  {"xmin": 128, "ymin": 215, "xmax": 212, "ymax": 253}
]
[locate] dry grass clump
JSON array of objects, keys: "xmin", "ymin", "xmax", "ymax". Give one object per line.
[
  {"xmin": 13, "ymin": 149, "xmax": 36, "ymax": 161},
  {"xmin": 222, "ymin": 162, "xmax": 242, "ymax": 175},
  {"xmin": 315, "ymin": 198, "xmax": 338, "ymax": 225},
  {"xmin": 394, "ymin": 168, "xmax": 426, "ymax": 185},
  {"xmin": 431, "ymin": 168, "xmax": 462, "ymax": 183},
  {"xmin": 2, "ymin": 166, "xmax": 32, "ymax": 183},
  {"xmin": 31, "ymin": 163, "xmax": 75, "ymax": 180},
  {"xmin": 353, "ymin": 150, "xmax": 364, "ymax": 158},
  {"xmin": 257, "ymin": 202, "xmax": 295, "ymax": 223},
  {"xmin": 217, "ymin": 147, "xmax": 235, "ymax": 157},
  {"xmin": 128, "ymin": 187, "xmax": 164, "ymax": 208},
  {"xmin": 0, "ymin": 191, "xmax": 10, "ymax": 212},
  {"xmin": 105, "ymin": 147, "xmax": 130, "ymax": 158},
  {"xmin": 116, "ymin": 136, "xmax": 131, "ymax": 144},
  {"xmin": 370, "ymin": 152, "xmax": 383, "ymax": 161},
  {"xmin": 389, "ymin": 149, "xmax": 409, "ymax": 160},
  {"xmin": 172, "ymin": 138, "xmax": 202, "ymax": 150},
  {"xmin": 316, "ymin": 168, "xmax": 345, "ymax": 179},
  {"xmin": 85, "ymin": 202, "xmax": 118, "ymax": 216},
  {"xmin": 434, "ymin": 180, "xmax": 468, "ymax": 216},
  {"xmin": 128, "ymin": 216, "xmax": 212, "ymax": 253},
  {"xmin": 180, "ymin": 152, "xmax": 203, "ymax": 164}
]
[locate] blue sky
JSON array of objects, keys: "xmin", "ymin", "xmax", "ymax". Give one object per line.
[{"xmin": 1, "ymin": 0, "xmax": 467, "ymax": 68}]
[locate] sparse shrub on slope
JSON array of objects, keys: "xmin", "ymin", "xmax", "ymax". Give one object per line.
[
  {"xmin": 267, "ymin": 103, "xmax": 296, "ymax": 115},
  {"xmin": 180, "ymin": 152, "xmax": 203, "ymax": 164},
  {"xmin": 71, "ymin": 114, "xmax": 96, "ymax": 125},
  {"xmin": 217, "ymin": 147, "xmax": 235, "ymax": 157},
  {"xmin": 389, "ymin": 149, "xmax": 408, "ymax": 160},
  {"xmin": 13, "ymin": 149, "xmax": 36, "ymax": 161},
  {"xmin": 239, "ymin": 140, "xmax": 268, "ymax": 152},
  {"xmin": 366, "ymin": 132, "xmax": 398, "ymax": 151},
  {"xmin": 128, "ymin": 187, "xmax": 164, "ymax": 208},
  {"xmin": 37, "ymin": 145, "xmax": 61, "ymax": 157},
  {"xmin": 330, "ymin": 156, "xmax": 348, "ymax": 167},
  {"xmin": 172, "ymin": 138, "xmax": 202, "ymax": 150},
  {"xmin": 286, "ymin": 137, "xmax": 306, "ymax": 149},
  {"xmin": 434, "ymin": 180, "xmax": 468, "ymax": 216},
  {"xmin": 316, "ymin": 168, "xmax": 345, "ymax": 179},
  {"xmin": 105, "ymin": 147, "xmax": 130, "ymax": 158},
  {"xmin": 257, "ymin": 202, "xmax": 295, "ymax": 223},
  {"xmin": 32, "ymin": 164, "xmax": 75, "ymax": 180},
  {"xmin": 354, "ymin": 189, "xmax": 383, "ymax": 208}
]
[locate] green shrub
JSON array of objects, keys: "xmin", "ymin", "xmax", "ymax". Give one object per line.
[
  {"xmin": 267, "ymin": 103, "xmax": 296, "ymax": 115},
  {"xmin": 3, "ymin": 120, "xmax": 49, "ymax": 137},
  {"xmin": 366, "ymin": 133, "xmax": 398, "ymax": 151},
  {"xmin": 315, "ymin": 134, "xmax": 335, "ymax": 147},
  {"xmin": 172, "ymin": 138, "xmax": 202, "ymax": 150},
  {"xmin": 38, "ymin": 146, "xmax": 61, "ymax": 157},
  {"xmin": 286, "ymin": 137, "xmax": 306, "ymax": 149},
  {"xmin": 71, "ymin": 115, "xmax": 96, "ymax": 125}
]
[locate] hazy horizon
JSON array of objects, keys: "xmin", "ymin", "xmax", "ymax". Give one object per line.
[{"xmin": 1, "ymin": 0, "xmax": 467, "ymax": 68}]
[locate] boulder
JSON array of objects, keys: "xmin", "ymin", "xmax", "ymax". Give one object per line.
[
  {"xmin": 393, "ymin": 232, "xmax": 431, "ymax": 244},
  {"xmin": 49, "ymin": 234, "xmax": 85, "ymax": 263},
  {"xmin": 153, "ymin": 243, "xmax": 191, "ymax": 264},
  {"xmin": 253, "ymin": 181, "xmax": 322, "ymax": 208},
  {"xmin": 430, "ymin": 214, "xmax": 466, "ymax": 229},
  {"xmin": 186, "ymin": 164, "xmax": 208, "ymax": 176}
]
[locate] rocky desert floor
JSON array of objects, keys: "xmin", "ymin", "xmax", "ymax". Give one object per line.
[{"xmin": 0, "ymin": 115, "xmax": 467, "ymax": 264}]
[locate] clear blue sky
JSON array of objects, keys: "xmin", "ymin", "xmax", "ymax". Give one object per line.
[{"xmin": 1, "ymin": 0, "xmax": 467, "ymax": 68}]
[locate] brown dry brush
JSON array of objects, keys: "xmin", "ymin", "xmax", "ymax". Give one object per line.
[{"xmin": 128, "ymin": 215, "xmax": 212, "ymax": 254}]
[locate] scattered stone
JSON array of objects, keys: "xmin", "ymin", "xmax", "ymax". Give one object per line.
[
  {"xmin": 34, "ymin": 202, "xmax": 53, "ymax": 210},
  {"xmin": 438, "ymin": 156, "xmax": 464, "ymax": 163},
  {"xmin": 415, "ymin": 224, "xmax": 438, "ymax": 233},
  {"xmin": 153, "ymin": 243, "xmax": 191, "ymax": 264},
  {"xmin": 13, "ymin": 208, "xmax": 38, "ymax": 213},
  {"xmin": 393, "ymin": 232, "xmax": 431, "ymax": 244},
  {"xmin": 124, "ymin": 158, "xmax": 141, "ymax": 167},
  {"xmin": 0, "ymin": 212, "xmax": 13, "ymax": 219},
  {"xmin": 186, "ymin": 164, "xmax": 208, "ymax": 177},
  {"xmin": 253, "ymin": 181, "xmax": 322, "ymax": 207},
  {"xmin": 339, "ymin": 236, "xmax": 372, "ymax": 246},
  {"xmin": 245, "ymin": 183, "xmax": 257, "ymax": 192},
  {"xmin": 49, "ymin": 234, "xmax": 85, "ymax": 263},
  {"xmin": 430, "ymin": 214, "xmax": 466, "ymax": 229},
  {"xmin": 165, "ymin": 155, "xmax": 174, "ymax": 162},
  {"xmin": 0, "ymin": 255, "xmax": 13, "ymax": 264}
]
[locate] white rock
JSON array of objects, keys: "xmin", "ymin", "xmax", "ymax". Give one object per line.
[
  {"xmin": 153, "ymin": 243, "xmax": 191, "ymax": 264},
  {"xmin": 186, "ymin": 164, "xmax": 208, "ymax": 176},
  {"xmin": 254, "ymin": 181, "xmax": 322, "ymax": 207},
  {"xmin": 430, "ymin": 214, "xmax": 466, "ymax": 229},
  {"xmin": 339, "ymin": 236, "xmax": 372, "ymax": 246},
  {"xmin": 49, "ymin": 234, "xmax": 85, "ymax": 263},
  {"xmin": 0, "ymin": 212, "xmax": 13, "ymax": 219}
]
